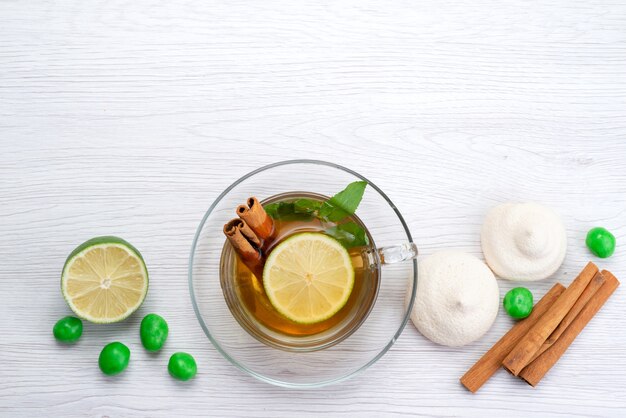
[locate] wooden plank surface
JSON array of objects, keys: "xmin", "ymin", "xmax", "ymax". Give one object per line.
[{"xmin": 1, "ymin": 1, "xmax": 625, "ymax": 416}]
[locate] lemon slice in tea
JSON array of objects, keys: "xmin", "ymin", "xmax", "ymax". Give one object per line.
[
  {"xmin": 263, "ymin": 232, "xmax": 354, "ymax": 324},
  {"xmin": 61, "ymin": 236, "xmax": 148, "ymax": 323}
]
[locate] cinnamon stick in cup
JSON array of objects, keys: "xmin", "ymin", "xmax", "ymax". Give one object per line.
[
  {"xmin": 519, "ymin": 270, "xmax": 620, "ymax": 386},
  {"xmin": 224, "ymin": 219, "xmax": 263, "ymax": 278},
  {"xmin": 237, "ymin": 197, "xmax": 275, "ymax": 243},
  {"xmin": 224, "ymin": 196, "xmax": 275, "ymax": 278},
  {"xmin": 228, "ymin": 218, "xmax": 261, "ymax": 247},
  {"xmin": 502, "ymin": 262, "xmax": 599, "ymax": 376},
  {"xmin": 460, "ymin": 283, "xmax": 566, "ymax": 393}
]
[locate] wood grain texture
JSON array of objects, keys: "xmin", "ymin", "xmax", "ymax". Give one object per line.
[{"xmin": 1, "ymin": 0, "xmax": 625, "ymax": 417}]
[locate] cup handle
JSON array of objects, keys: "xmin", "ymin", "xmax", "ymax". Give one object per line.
[{"xmin": 377, "ymin": 242, "xmax": 418, "ymax": 264}]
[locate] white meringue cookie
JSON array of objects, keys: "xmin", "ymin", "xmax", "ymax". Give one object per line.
[
  {"xmin": 408, "ymin": 251, "xmax": 499, "ymax": 347},
  {"xmin": 481, "ymin": 202, "xmax": 567, "ymax": 281}
]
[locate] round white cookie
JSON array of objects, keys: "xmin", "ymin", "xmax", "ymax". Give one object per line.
[
  {"xmin": 481, "ymin": 202, "xmax": 567, "ymax": 281},
  {"xmin": 408, "ymin": 251, "xmax": 499, "ymax": 347}
]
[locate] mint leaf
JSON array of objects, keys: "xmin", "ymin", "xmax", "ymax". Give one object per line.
[
  {"xmin": 263, "ymin": 201, "xmax": 314, "ymax": 221},
  {"xmin": 263, "ymin": 202, "xmax": 281, "ymax": 218},
  {"xmin": 325, "ymin": 222, "xmax": 369, "ymax": 249},
  {"xmin": 264, "ymin": 181, "xmax": 367, "ymax": 224},
  {"xmin": 293, "ymin": 199, "xmax": 322, "ymax": 214},
  {"xmin": 319, "ymin": 181, "xmax": 367, "ymax": 222}
]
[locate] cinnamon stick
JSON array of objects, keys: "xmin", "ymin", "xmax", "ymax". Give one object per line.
[
  {"xmin": 223, "ymin": 219, "xmax": 263, "ymax": 278},
  {"xmin": 237, "ymin": 197, "xmax": 275, "ymax": 242},
  {"xmin": 460, "ymin": 283, "xmax": 566, "ymax": 393},
  {"xmin": 502, "ymin": 262, "xmax": 599, "ymax": 376},
  {"xmin": 226, "ymin": 218, "xmax": 261, "ymax": 247},
  {"xmin": 519, "ymin": 270, "xmax": 620, "ymax": 386},
  {"xmin": 527, "ymin": 271, "xmax": 605, "ymax": 363}
]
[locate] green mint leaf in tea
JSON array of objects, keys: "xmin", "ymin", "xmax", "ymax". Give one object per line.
[
  {"xmin": 263, "ymin": 201, "xmax": 313, "ymax": 221},
  {"xmin": 293, "ymin": 198, "xmax": 322, "ymax": 214},
  {"xmin": 319, "ymin": 181, "xmax": 367, "ymax": 222},
  {"xmin": 325, "ymin": 222, "xmax": 369, "ymax": 248},
  {"xmin": 263, "ymin": 202, "xmax": 280, "ymax": 218}
]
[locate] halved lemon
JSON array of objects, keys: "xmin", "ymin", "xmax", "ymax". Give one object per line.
[
  {"xmin": 61, "ymin": 236, "xmax": 148, "ymax": 323},
  {"xmin": 263, "ymin": 232, "xmax": 354, "ymax": 324}
]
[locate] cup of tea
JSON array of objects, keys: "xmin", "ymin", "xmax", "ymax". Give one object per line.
[{"xmin": 190, "ymin": 160, "xmax": 417, "ymax": 387}]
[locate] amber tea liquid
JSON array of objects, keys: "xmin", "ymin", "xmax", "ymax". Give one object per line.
[{"xmin": 222, "ymin": 192, "xmax": 380, "ymax": 345}]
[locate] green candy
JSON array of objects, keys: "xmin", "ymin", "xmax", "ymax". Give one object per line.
[
  {"xmin": 503, "ymin": 287, "xmax": 533, "ymax": 319},
  {"xmin": 140, "ymin": 313, "xmax": 169, "ymax": 352},
  {"xmin": 168, "ymin": 352, "xmax": 197, "ymax": 381},
  {"xmin": 99, "ymin": 342, "xmax": 130, "ymax": 376},
  {"xmin": 586, "ymin": 227, "xmax": 616, "ymax": 258},
  {"xmin": 53, "ymin": 316, "xmax": 83, "ymax": 343}
]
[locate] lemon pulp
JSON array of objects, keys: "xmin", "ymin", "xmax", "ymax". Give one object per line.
[
  {"xmin": 61, "ymin": 237, "xmax": 148, "ymax": 323},
  {"xmin": 262, "ymin": 232, "xmax": 354, "ymax": 324}
]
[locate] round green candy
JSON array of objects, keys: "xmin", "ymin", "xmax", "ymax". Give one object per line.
[
  {"xmin": 99, "ymin": 342, "xmax": 130, "ymax": 376},
  {"xmin": 140, "ymin": 313, "xmax": 169, "ymax": 352},
  {"xmin": 586, "ymin": 227, "xmax": 616, "ymax": 258},
  {"xmin": 503, "ymin": 287, "xmax": 533, "ymax": 319},
  {"xmin": 168, "ymin": 352, "xmax": 197, "ymax": 381},
  {"xmin": 53, "ymin": 316, "xmax": 83, "ymax": 343}
]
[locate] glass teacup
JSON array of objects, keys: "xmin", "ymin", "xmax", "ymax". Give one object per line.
[{"xmin": 190, "ymin": 160, "xmax": 417, "ymax": 387}]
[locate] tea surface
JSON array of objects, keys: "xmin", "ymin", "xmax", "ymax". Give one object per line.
[{"xmin": 230, "ymin": 194, "xmax": 379, "ymax": 337}]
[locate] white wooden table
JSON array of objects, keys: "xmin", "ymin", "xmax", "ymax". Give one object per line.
[{"xmin": 2, "ymin": 1, "xmax": 625, "ymax": 416}]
